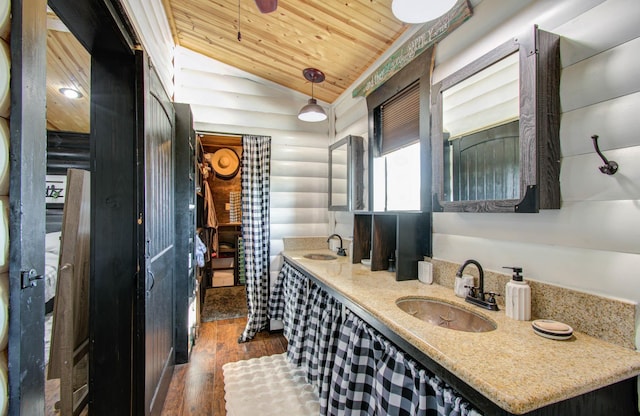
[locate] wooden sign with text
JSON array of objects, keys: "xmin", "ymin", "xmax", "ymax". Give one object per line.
[{"xmin": 352, "ymin": 1, "xmax": 472, "ymax": 98}]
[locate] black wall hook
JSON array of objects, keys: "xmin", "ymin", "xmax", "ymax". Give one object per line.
[{"xmin": 590, "ymin": 135, "xmax": 618, "ymax": 175}]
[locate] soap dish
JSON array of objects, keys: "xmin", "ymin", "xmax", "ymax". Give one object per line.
[{"xmin": 532, "ymin": 319, "xmax": 573, "ymax": 341}]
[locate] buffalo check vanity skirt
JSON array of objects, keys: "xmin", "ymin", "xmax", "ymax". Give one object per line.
[{"xmin": 267, "ymin": 261, "xmax": 482, "ymax": 416}]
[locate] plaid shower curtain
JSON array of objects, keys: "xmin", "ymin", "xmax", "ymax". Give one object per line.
[{"xmin": 238, "ymin": 135, "xmax": 271, "ymax": 342}]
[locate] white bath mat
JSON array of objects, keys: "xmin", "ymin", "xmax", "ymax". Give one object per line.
[{"xmin": 222, "ymin": 353, "xmax": 319, "ymax": 416}]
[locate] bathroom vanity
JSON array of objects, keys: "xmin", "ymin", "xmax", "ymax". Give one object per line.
[{"xmin": 279, "ymin": 249, "xmax": 640, "ymax": 415}]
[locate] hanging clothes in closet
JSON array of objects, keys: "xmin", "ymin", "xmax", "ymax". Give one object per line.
[{"xmin": 202, "ymin": 178, "xmax": 219, "ymax": 259}]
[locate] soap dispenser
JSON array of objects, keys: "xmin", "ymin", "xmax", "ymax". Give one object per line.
[{"xmin": 504, "ymin": 266, "xmax": 531, "ymax": 321}]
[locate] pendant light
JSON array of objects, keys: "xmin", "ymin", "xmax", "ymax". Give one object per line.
[
  {"xmin": 298, "ymin": 68, "xmax": 327, "ymax": 122},
  {"xmin": 391, "ymin": 0, "xmax": 457, "ymax": 24}
]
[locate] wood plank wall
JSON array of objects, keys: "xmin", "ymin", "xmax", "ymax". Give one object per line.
[
  {"xmin": 119, "ymin": 0, "xmax": 640, "ymax": 344},
  {"xmin": 334, "ymin": 0, "xmax": 640, "ymax": 347},
  {"xmin": 173, "ymin": 47, "xmax": 332, "ymax": 307},
  {"xmin": 45, "ymin": 131, "xmax": 90, "ymax": 233}
]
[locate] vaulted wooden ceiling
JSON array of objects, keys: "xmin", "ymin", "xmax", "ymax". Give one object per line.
[
  {"xmin": 46, "ymin": 1, "xmax": 411, "ymax": 132},
  {"xmin": 161, "ymin": 0, "xmax": 409, "ymax": 103}
]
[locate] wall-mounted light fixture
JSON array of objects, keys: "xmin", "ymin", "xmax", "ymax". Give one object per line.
[
  {"xmin": 298, "ymin": 68, "xmax": 327, "ymax": 123},
  {"xmin": 59, "ymin": 87, "xmax": 83, "ymax": 99},
  {"xmin": 391, "ymin": 0, "xmax": 457, "ymax": 24}
]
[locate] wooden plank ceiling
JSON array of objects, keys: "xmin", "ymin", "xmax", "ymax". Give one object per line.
[
  {"xmin": 46, "ymin": 10, "xmax": 91, "ymax": 133},
  {"xmin": 46, "ymin": 1, "xmax": 409, "ymax": 132},
  {"xmin": 162, "ymin": 0, "xmax": 409, "ymax": 103}
]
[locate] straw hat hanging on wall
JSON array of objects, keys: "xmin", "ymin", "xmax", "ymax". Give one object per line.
[{"xmin": 208, "ymin": 148, "xmax": 240, "ymax": 179}]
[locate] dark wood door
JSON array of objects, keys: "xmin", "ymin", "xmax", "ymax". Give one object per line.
[
  {"xmin": 8, "ymin": 0, "xmax": 48, "ymax": 413},
  {"xmin": 449, "ymin": 120, "xmax": 519, "ymax": 201},
  {"xmin": 51, "ymin": 0, "xmax": 141, "ymax": 413},
  {"xmin": 137, "ymin": 53, "xmax": 176, "ymax": 416}
]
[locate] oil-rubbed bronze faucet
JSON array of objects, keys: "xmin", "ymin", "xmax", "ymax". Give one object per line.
[
  {"xmin": 327, "ymin": 234, "xmax": 347, "ymax": 256},
  {"xmin": 456, "ymin": 259, "xmax": 499, "ymax": 311}
]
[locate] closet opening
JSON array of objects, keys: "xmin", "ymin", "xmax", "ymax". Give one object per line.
[{"xmin": 196, "ymin": 133, "xmax": 247, "ymax": 323}]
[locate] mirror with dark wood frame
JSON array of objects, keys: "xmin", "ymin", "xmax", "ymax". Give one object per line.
[{"xmin": 431, "ymin": 26, "xmax": 561, "ymax": 213}]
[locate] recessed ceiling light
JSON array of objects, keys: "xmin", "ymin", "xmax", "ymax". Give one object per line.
[{"xmin": 59, "ymin": 87, "xmax": 83, "ymax": 99}]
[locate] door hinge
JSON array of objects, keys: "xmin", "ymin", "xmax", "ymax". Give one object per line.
[{"xmin": 21, "ymin": 269, "xmax": 43, "ymax": 289}]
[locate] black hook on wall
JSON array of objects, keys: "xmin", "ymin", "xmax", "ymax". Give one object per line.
[{"xmin": 590, "ymin": 135, "xmax": 618, "ymax": 175}]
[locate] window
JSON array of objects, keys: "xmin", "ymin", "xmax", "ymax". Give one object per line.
[
  {"xmin": 365, "ymin": 49, "xmax": 433, "ymax": 212},
  {"xmin": 379, "ymin": 82, "xmax": 420, "ymax": 155}
]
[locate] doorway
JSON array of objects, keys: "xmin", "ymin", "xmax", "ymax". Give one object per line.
[
  {"xmin": 197, "ymin": 133, "xmax": 247, "ymax": 323},
  {"xmin": 43, "ymin": 7, "xmax": 91, "ymax": 414},
  {"xmin": 199, "ymin": 134, "xmax": 244, "ymax": 288},
  {"xmin": 10, "ymin": 0, "xmax": 159, "ymax": 414}
]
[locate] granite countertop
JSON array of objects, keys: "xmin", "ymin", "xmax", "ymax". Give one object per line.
[{"xmin": 282, "ymin": 249, "xmax": 640, "ymax": 415}]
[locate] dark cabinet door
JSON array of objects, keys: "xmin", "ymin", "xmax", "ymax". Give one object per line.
[
  {"xmin": 136, "ymin": 52, "xmax": 176, "ymax": 416},
  {"xmin": 173, "ymin": 103, "xmax": 196, "ymax": 363}
]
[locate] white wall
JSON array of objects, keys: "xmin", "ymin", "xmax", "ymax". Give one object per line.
[
  {"xmin": 126, "ymin": 0, "xmax": 640, "ymax": 343},
  {"xmin": 329, "ymin": 22, "xmax": 425, "ymax": 240},
  {"xmin": 173, "ymin": 46, "xmax": 332, "ymax": 290},
  {"xmin": 335, "ymin": 0, "xmax": 640, "ymax": 344}
]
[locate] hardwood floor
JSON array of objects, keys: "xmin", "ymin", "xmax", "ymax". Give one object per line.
[
  {"xmin": 45, "ymin": 317, "xmax": 284, "ymax": 415},
  {"xmin": 160, "ymin": 317, "xmax": 288, "ymax": 415}
]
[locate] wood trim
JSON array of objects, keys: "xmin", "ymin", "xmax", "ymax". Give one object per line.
[
  {"xmin": 8, "ymin": 0, "xmax": 48, "ymax": 413},
  {"xmin": 133, "ymin": 50, "xmax": 148, "ymax": 416},
  {"xmin": 173, "ymin": 103, "xmax": 195, "ymax": 364},
  {"xmin": 90, "ymin": 45, "xmax": 138, "ymax": 416},
  {"xmin": 535, "ymin": 29, "xmax": 562, "ymax": 209},
  {"xmin": 49, "ymin": 0, "xmax": 136, "ymax": 55}
]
